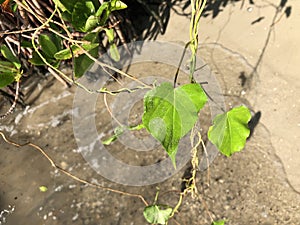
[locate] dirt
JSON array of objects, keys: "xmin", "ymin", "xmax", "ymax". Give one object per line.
[{"xmin": 1, "ymin": 1, "xmax": 300, "ymax": 225}]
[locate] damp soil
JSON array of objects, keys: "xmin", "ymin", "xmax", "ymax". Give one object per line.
[{"xmin": 1, "ymin": 45, "xmax": 300, "ymax": 225}]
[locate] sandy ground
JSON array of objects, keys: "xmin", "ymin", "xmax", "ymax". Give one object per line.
[
  {"xmin": 1, "ymin": 1, "xmax": 300, "ymax": 225},
  {"xmin": 158, "ymin": 0, "xmax": 300, "ymax": 193}
]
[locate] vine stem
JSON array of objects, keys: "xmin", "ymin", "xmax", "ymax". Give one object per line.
[
  {"xmin": 103, "ymin": 93, "xmax": 123, "ymax": 127},
  {"xmin": 189, "ymin": 0, "xmax": 207, "ymax": 81},
  {"xmin": 0, "ymin": 81, "xmax": 20, "ymax": 120},
  {"xmin": 0, "ymin": 131, "xmax": 149, "ymax": 206}
]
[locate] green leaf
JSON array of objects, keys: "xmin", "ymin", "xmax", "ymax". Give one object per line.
[
  {"xmin": 61, "ymin": 11, "xmax": 72, "ymax": 22},
  {"xmin": 0, "ymin": 73, "xmax": 15, "ymax": 88},
  {"xmin": 111, "ymin": 0, "xmax": 127, "ymax": 11},
  {"xmin": 102, "ymin": 124, "xmax": 145, "ymax": 145},
  {"xmin": 72, "ymin": 1, "xmax": 95, "ymax": 32},
  {"xmin": 143, "ymin": 205, "xmax": 172, "ymax": 225},
  {"xmin": 54, "ymin": 43, "xmax": 99, "ymax": 60},
  {"xmin": 0, "ymin": 60, "xmax": 19, "ymax": 87},
  {"xmin": 95, "ymin": 2, "xmax": 109, "ymax": 25},
  {"xmin": 29, "ymin": 52, "xmax": 46, "ymax": 66},
  {"xmin": 84, "ymin": 32, "xmax": 99, "ymax": 43},
  {"xmin": 39, "ymin": 186, "xmax": 48, "ymax": 192},
  {"xmin": 74, "ymin": 32, "xmax": 99, "ymax": 78},
  {"xmin": 102, "ymin": 126, "xmax": 125, "ymax": 145},
  {"xmin": 105, "ymin": 29, "xmax": 120, "ymax": 61},
  {"xmin": 142, "ymin": 82, "xmax": 207, "ymax": 167},
  {"xmin": 74, "ymin": 47, "xmax": 98, "ymax": 78},
  {"xmin": 39, "ymin": 34, "xmax": 59, "ymax": 58},
  {"xmin": 212, "ymin": 220, "xmax": 226, "ymax": 225},
  {"xmin": 21, "ymin": 40, "xmax": 34, "ymax": 48},
  {"xmin": 208, "ymin": 105, "xmax": 251, "ymax": 157},
  {"xmin": 0, "ymin": 61, "xmax": 17, "ymax": 72},
  {"xmin": 0, "ymin": 45, "xmax": 21, "ymax": 69},
  {"xmin": 109, "ymin": 43, "xmax": 120, "ymax": 62},
  {"xmin": 85, "ymin": 15, "xmax": 99, "ymax": 31},
  {"xmin": 105, "ymin": 28, "xmax": 115, "ymax": 43},
  {"xmin": 51, "ymin": 34, "xmax": 63, "ymax": 52},
  {"xmin": 54, "ymin": 46, "xmax": 76, "ymax": 60}
]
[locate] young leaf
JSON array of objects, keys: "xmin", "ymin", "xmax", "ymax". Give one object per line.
[
  {"xmin": 142, "ymin": 82, "xmax": 207, "ymax": 167},
  {"xmin": 143, "ymin": 205, "xmax": 172, "ymax": 225},
  {"xmin": 39, "ymin": 186, "xmax": 48, "ymax": 192},
  {"xmin": 208, "ymin": 105, "xmax": 251, "ymax": 157},
  {"xmin": 0, "ymin": 45, "xmax": 21, "ymax": 69},
  {"xmin": 212, "ymin": 220, "xmax": 226, "ymax": 225},
  {"xmin": 111, "ymin": 0, "xmax": 127, "ymax": 11},
  {"xmin": 102, "ymin": 126, "xmax": 125, "ymax": 145}
]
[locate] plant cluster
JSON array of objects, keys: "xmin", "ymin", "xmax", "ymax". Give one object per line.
[{"xmin": 0, "ymin": 1, "xmax": 252, "ymax": 225}]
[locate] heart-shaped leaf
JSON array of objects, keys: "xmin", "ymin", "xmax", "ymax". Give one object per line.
[
  {"xmin": 142, "ymin": 82, "xmax": 207, "ymax": 167},
  {"xmin": 208, "ymin": 105, "xmax": 251, "ymax": 157},
  {"xmin": 143, "ymin": 205, "xmax": 172, "ymax": 225}
]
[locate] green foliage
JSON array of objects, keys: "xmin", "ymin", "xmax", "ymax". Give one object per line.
[
  {"xmin": 29, "ymin": 33, "xmax": 62, "ymax": 68},
  {"xmin": 54, "ymin": 0, "xmax": 127, "ymax": 32},
  {"xmin": 72, "ymin": 1, "xmax": 96, "ymax": 32},
  {"xmin": 143, "ymin": 205, "xmax": 173, "ymax": 225},
  {"xmin": 0, "ymin": 45, "xmax": 22, "ymax": 87},
  {"xmin": 74, "ymin": 32, "xmax": 99, "ymax": 77},
  {"xmin": 1, "ymin": 0, "xmax": 126, "ymax": 89},
  {"xmin": 142, "ymin": 82, "xmax": 207, "ymax": 168},
  {"xmin": 208, "ymin": 106, "xmax": 251, "ymax": 157},
  {"xmin": 54, "ymin": 43, "xmax": 99, "ymax": 60},
  {"xmin": 0, "ymin": 69, "xmax": 15, "ymax": 88},
  {"xmin": 39, "ymin": 34, "xmax": 60, "ymax": 58},
  {"xmin": 1, "ymin": 0, "xmax": 253, "ymax": 223}
]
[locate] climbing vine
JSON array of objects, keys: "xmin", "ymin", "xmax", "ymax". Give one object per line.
[{"xmin": 0, "ymin": 1, "xmax": 252, "ymax": 225}]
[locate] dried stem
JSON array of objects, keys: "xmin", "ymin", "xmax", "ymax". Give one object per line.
[{"xmin": 0, "ymin": 131, "xmax": 149, "ymax": 206}]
